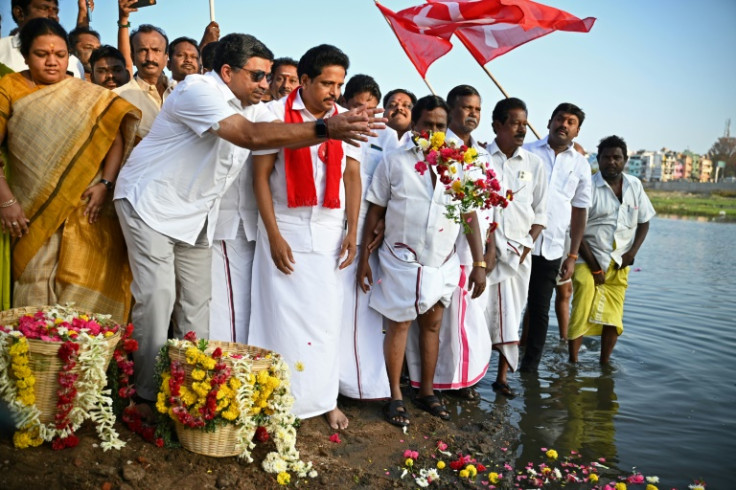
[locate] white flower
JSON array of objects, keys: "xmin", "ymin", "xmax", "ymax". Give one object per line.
[
  {"xmin": 689, "ymin": 485, "xmax": 705, "ymax": 490},
  {"xmin": 400, "ymin": 468, "xmax": 408, "ymax": 479},
  {"xmin": 554, "ymin": 468, "xmax": 562, "ymax": 479},
  {"xmin": 415, "ymin": 476, "xmax": 429, "ymax": 487},
  {"xmin": 647, "ymin": 476, "xmax": 660, "ymax": 484},
  {"xmin": 426, "ymin": 469, "xmax": 440, "ymax": 481},
  {"xmin": 417, "ymin": 138, "xmax": 430, "ymax": 151},
  {"xmin": 527, "ymin": 468, "xmax": 538, "ymax": 476},
  {"xmin": 308, "ymin": 470, "xmax": 318, "ymax": 478}
]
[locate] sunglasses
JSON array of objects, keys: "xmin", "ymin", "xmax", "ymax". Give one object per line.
[{"xmin": 238, "ymin": 67, "xmax": 270, "ymax": 83}]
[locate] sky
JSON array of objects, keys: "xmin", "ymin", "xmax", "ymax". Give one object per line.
[{"xmin": 1, "ymin": 0, "xmax": 735, "ymax": 155}]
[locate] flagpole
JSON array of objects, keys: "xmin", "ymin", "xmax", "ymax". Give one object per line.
[
  {"xmin": 480, "ymin": 65, "xmax": 541, "ymax": 140},
  {"xmin": 209, "ymin": 0, "xmax": 216, "ymax": 22},
  {"xmin": 423, "ymin": 77, "xmax": 437, "ymax": 96}
]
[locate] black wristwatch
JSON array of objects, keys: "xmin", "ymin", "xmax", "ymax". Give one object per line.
[
  {"xmin": 100, "ymin": 178, "xmax": 114, "ymax": 191},
  {"xmin": 315, "ymin": 118, "xmax": 328, "ymax": 138}
]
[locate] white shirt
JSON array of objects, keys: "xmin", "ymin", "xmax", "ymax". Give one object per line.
[
  {"xmin": 486, "ymin": 140, "xmax": 548, "ymax": 252},
  {"xmin": 114, "ymin": 74, "xmax": 176, "ymax": 140},
  {"xmin": 366, "ymin": 135, "xmax": 461, "ymax": 268},
  {"xmin": 254, "ymin": 89, "xmax": 361, "ymax": 252},
  {"xmin": 0, "ymin": 34, "xmax": 85, "ymax": 79},
  {"xmin": 214, "ymin": 101, "xmax": 276, "ymax": 242},
  {"xmin": 114, "ymin": 72, "xmax": 244, "ymax": 245},
  {"xmin": 583, "ymin": 171, "xmax": 655, "ymax": 269},
  {"xmin": 358, "ymin": 126, "xmax": 399, "ymax": 230},
  {"xmin": 524, "ymin": 135, "xmax": 592, "ymax": 260}
]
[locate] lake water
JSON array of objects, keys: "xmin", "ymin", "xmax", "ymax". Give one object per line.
[{"xmin": 474, "ymin": 217, "xmax": 736, "ymax": 489}]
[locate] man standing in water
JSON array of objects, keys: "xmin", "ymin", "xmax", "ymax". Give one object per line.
[{"xmin": 568, "ymin": 135, "xmax": 654, "ymax": 363}]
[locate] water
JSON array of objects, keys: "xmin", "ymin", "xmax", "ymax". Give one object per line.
[{"xmin": 475, "ymin": 217, "xmax": 736, "ymax": 489}]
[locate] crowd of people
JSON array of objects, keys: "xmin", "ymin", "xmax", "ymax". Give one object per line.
[{"xmin": 0, "ymin": 0, "xmax": 655, "ymax": 431}]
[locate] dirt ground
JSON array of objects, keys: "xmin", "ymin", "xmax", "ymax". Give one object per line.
[{"xmin": 0, "ymin": 393, "xmax": 519, "ymax": 489}]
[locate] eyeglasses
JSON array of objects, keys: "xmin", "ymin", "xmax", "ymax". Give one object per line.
[{"xmin": 237, "ymin": 67, "xmax": 269, "ymax": 83}]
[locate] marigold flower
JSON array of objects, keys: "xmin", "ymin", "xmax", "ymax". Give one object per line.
[
  {"xmin": 276, "ymin": 471, "xmax": 291, "ymax": 485},
  {"xmin": 646, "ymin": 485, "xmax": 658, "ymax": 490},
  {"xmin": 615, "ymin": 483, "xmax": 627, "ymax": 490},
  {"xmin": 546, "ymin": 449, "xmax": 558, "ymax": 460},
  {"xmin": 459, "ymin": 469, "xmax": 469, "ymax": 479},
  {"xmin": 405, "ymin": 458, "xmax": 414, "ymax": 467},
  {"xmin": 436, "ymin": 461, "xmax": 445, "ymax": 470},
  {"xmin": 589, "ymin": 474, "xmax": 599, "ymax": 483},
  {"xmin": 489, "ymin": 472, "xmax": 500, "ymax": 484}
]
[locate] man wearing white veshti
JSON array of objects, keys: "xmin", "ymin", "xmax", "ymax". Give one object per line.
[{"xmin": 249, "ymin": 45, "xmax": 361, "ymax": 430}]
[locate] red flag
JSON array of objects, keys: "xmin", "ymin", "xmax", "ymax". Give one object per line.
[
  {"xmin": 426, "ymin": 0, "xmax": 595, "ymax": 64},
  {"xmin": 376, "ymin": 2, "xmax": 453, "ymax": 78}
]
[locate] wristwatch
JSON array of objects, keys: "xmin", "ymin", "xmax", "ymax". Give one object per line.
[
  {"xmin": 100, "ymin": 178, "xmax": 114, "ymax": 191},
  {"xmin": 315, "ymin": 118, "xmax": 328, "ymax": 138}
]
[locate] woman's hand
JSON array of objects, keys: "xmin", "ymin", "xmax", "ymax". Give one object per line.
[
  {"xmin": 82, "ymin": 183, "xmax": 107, "ymax": 224},
  {"xmin": 0, "ymin": 202, "xmax": 30, "ymax": 238}
]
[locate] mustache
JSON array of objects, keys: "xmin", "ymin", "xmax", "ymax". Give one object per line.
[{"xmin": 142, "ymin": 61, "xmax": 159, "ymax": 68}]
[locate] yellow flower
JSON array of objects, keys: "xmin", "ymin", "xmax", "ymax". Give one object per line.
[
  {"xmin": 464, "ymin": 147, "xmax": 478, "ymax": 163},
  {"xmin": 542, "ymin": 467, "xmax": 552, "ymax": 475},
  {"xmin": 451, "ymin": 180, "xmax": 464, "ymax": 193},
  {"xmin": 222, "ymin": 405, "xmax": 239, "ymax": 420},
  {"xmin": 589, "ymin": 474, "xmax": 599, "ymax": 483},
  {"xmin": 430, "ymin": 131, "xmax": 445, "ymax": 150},
  {"xmin": 615, "ymin": 483, "xmax": 627, "ymax": 490},
  {"xmin": 156, "ymin": 393, "xmax": 168, "ymax": 414},
  {"xmin": 229, "ymin": 377, "xmax": 242, "ymax": 390},
  {"xmin": 276, "ymin": 471, "xmax": 291, "ymax": 486},
  {"xmin": 646, "ymin": 485, "xmax": 658, "ymax": 490},
  {"xmin": 294, "ymin": 361, "xmax": 304, "ymax": 372},
  {"xmin": 459, "ymin": 469, "xmax": 469, "ymax": 479},
  {"xmin": 466, "ymin": 464, "xmax": 477, "ymax": 477},
  {"xmin": 104, "ymin": 331, "xmax": 114, "ymax": 337},
  {"xmin": 405, "ymin": 458, "xmax": 413, "ymax": 467},
  {"xmin": 54, "ymin": 317, "xmax": 64, "ymax": 324},
  {"xmin": 449, "ymin": 165, "xmax": 458, "ymax": 174},
  {"xmin": 546, "ymin": 448, "xmax": 558, "ymax": 460},
  {"xmin": 191, "ymin": 368, "xmax": 206, "ymax": 381},
  {"xmin": 202, "ymin": 357, "xmax": 216, "ymax": 370},
  {"xmin": 185, "ymin": 347, "xmax": 200, "ymax": 365},
  {"xmin": 436, "ymin": 461, "xmax": 445, "ymax": 470},
  {"xmin": 489, "ymin": 472, "xmax": 500, "ymax": 484}
]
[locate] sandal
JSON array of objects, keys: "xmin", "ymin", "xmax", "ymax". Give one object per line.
[
  {"xmin": 384, "ymin": 399, "xmax": 410, "ymax": 428},
  {"xmin": 491, "ymin": 381, "xmax": 516, "ymax": 398},
  {"xmin": 413, "ymin": 394, "xmax": 450, "ymax": 420}
]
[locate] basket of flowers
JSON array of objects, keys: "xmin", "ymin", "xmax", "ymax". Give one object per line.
[
  {"xmin": 156, "ymin": 332, "xmax": 316, "ymax": 479},
  {"xmin": 0, "ymin": 305, "xmax": 137, "ymax": 450}
]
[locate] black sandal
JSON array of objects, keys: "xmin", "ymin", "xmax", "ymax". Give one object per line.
[
  {"xmin": 383, "ymin": 399, "xmax": 410, "ymax": 428},
  {"xmin": 414, "ymin": 394, "xmax": 450, "ymax": 420},
  {"xmin": 491, "ymin": 381, "xmax": 516, "ymax": 398}
]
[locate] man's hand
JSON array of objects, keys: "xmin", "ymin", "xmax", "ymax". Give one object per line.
[
  {"xmin": 325, "ymin": 107, "xmax": 386, "ymax": 147},
  {"xmin": 618, "ymin": 251, "xmax": 635, "ymax": 269},
  {"xmin": 519, "ymin": 246, "xmax": 531, "ymax": 264},
  {"xmin": 200, "ymin": 21, "xmax": 220, "ymax": 48},
  {"xmin": 269, "ymin": 234, "xmax": 295, "ymax": 274},
  {"xmin": 338, "ymin": 235, "xmax": 357, "ymax": 270},
  {"xmin": 119, "ymin": 0, "xmax": 138, "ymax": 16},
  {"xmin": 467, "ymin": 266, "xmax": 486, "ymax": 299},
  {"xmin": 82, "ymin": 184, "xmax": 107, "ymax": 224},
  {"xmin": 559, "ymin": 255, "xmax": 576, "ymax": 281},
  {"xmin": 592, "ymin": 269, "xmax": 606, "ymax": 286},
  {"xmin": 483, "ymin": 246, "xmax": 496, "ymax": 273},
  {"xmin": 367, "ymin": 218, "xmax": 385, "ymax": 252},
  {"xmin": 356, "ymin": 255, "xmax": 373, "ymax": 293}
]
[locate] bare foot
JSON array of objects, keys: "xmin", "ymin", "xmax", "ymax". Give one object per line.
[{"xmin": 325, "ymin": 407, "xmax": 349, "ymax": 430}]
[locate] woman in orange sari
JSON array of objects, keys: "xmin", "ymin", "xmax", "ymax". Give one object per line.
[{"xmin": 0, "ymin": 18, "xmax": 140, "ymax": 323}]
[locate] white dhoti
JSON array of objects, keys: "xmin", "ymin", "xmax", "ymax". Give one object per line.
[
  {"xmin": 485, "ymin": 242, "xmax": 531, "ymax": 372},
  {"xmin": 248, "ymin": 223, "xmax": 345, "ymax": 420},
  {"xmin": 209, "ymin": 227, "xmax": 255, "ymax": 343},
  {"xmin": 369, "ymin": 244, "xmax": 460, "ymax": 323},
  {"xmin": 338, "ymin": 246, "xmax": 390, "ymax": 399},
  {"xmin": 407, "ymin": 265, "xmax": 492, "ymax": 389}
]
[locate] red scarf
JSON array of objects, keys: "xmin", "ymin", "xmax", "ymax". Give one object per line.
[{"xmin": 283, "ymin": 88, "xmax": 344, "ymax": 208}]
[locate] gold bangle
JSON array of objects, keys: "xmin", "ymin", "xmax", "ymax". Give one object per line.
[
  {"xmin": 473, "ymin": 261, "xmax": 487, "ymax": 269},
  {"xmin": 592, "ymin": 269, "xmax": 604, "ymax": 275},
  {"xmin": 567, "ymin": 253, "xmax": 578, "ymax": 260},
  {"xmin": 0, "ymin": 198, "xmax": 17, "ymax": 208}
]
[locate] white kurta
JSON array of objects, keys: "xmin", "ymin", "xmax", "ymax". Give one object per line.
[
  {"xmin": 338, "ymin": 128, "xmax": 398, "ymax": 400},
  {"xmin": 407, "ymin": 131, "xmax": 492, "ymax": 390},
  {"xmin": 485, "ymin": 142, "xmax": 548, "ymax": 371},
  {"xmin": 248, "ymin": 91, "xmax": 361, "ymax": 419}
]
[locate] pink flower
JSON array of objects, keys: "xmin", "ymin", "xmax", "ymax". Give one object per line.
[
  {"xmin": 437, "ymin": 441, "xmax": 448, "ymax": 451},
  {"xmin": 329, "ymin": 433, "xmax": 341, "ymax": 443},
  {"xmin": 415, "ymin": 161, "xmax": 428, "ymax": 175},
  {"xmin": 426, "ymin": 151, "xmax": 438, "ymax": 165},
  {"xmin": 627, "ymin": 474, "xmax": 645, "ymax": 484}
]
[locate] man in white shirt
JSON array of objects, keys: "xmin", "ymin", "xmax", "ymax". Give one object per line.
[
  {"xmin": 249, "ymin": 44, "xmax": 362, "ymax": 430},
  {"xmin": 114, "ymin": 34, "xmax": 377, "ymax": 413},
  {"xmin": 406, "ymin": 85, "xmax": 492, "ymax": 400},
  {"xmin": 383, "ymin": 88, "xmax": 417, "ymax": 141},
  {"xmin": 358, "ymin": 95, "xmax": 485, "ymax": 427},
  {"xmin": 114, "ymin": 24, "xmax": 175, "ymax": 141},
  {"xmin": 0, "ymin": 0, "xmax": 85, "ymax": 78},
  {"xmin": 521, "ymin": 103, "xmax": 592, "ymax": 372},
  {"xmin": 266, "ymin": 57, "xmax": 298, "ymax": 102},
  {"xmin": 568, "ymin": 135, "xmax": 654, "ymax": 364},
  {"xmin": 484, "ymin": 98, "xmax": 547, "ymax": 396},
  {"xmin": 167, "ymin": 36, "xmax": 200, "ymax": 82}
]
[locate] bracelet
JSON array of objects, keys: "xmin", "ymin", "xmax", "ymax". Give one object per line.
[
  {"xmin": 117, "ymin": 20, "xmax": 131, "ymax": 28},
  {"xmin": 0, "ymin": 198, "xmax": 17, "ymax": 208},
  {"xmin": 567, "ymin": 253, "xmax": 578, "ymax": 260},
  {"xmin": 591, "ymin": 269, "xmax": 604, "ymax": 275},
  {"xmin": 473, "ymin": 261, "xmax": 487, "ymax": 269}
]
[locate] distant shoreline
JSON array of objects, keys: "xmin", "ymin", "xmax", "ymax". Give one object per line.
[{"xmin": 645, "ymin": 189, "xmax": 736, "ymax": 221}]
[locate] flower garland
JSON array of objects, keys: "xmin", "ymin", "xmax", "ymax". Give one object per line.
[
  {"xmin": 53, "ymin": 341, "xmax": 80, "ymax": 449},
  {"xmin": 413, "ymin": 131, "xmax": 508, "ymax": 232}
]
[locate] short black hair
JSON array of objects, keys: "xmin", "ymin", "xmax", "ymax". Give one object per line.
[
  {"xmin": 201, "ymin": 41, "xmax": 218, "ymax": 71},
  {"xmin": 297, "ymin": 44, "xmax": 349, "ymax": 80},
  {"xmin": 446, "ymin": 84, "xmax": 480, "ymax": 109},
  {"xmin": 214, "ymin": 33, "xmax": 273, "ymax": 73},
  {"xmin": 550, "ymin": 102, "xmax": 586, "ymax": 127},
  {"xmin": 12, "ymin": 0, "xmax": 59, "ymax": 24},
  {"xmin": 492, "ymin": 97, "xmax": 527, "ymax": 125},
  {"xmin": 411, "ymin": 95, "xmax": 449, "ymax": 124},
  {"xmin": 597, "ymin": 135, "xmax": 628, "ymax": 161},
  {"xmin": 130, "ymin": 24, "xmax": 169, "ymax": 53},
  {"xmin": 343, "ymin": 74, "xmax": 381, "ymax": 105},
  {"xmin": 383, "ymin": 88, "xmax": 417, "ymax": 109},
  {"xmin": 272, "ymin": 57, "xmax": 298, "ymax": 74},
  {"xmin": 19, "ymin": 17, "xmax": 66, "ymax": 57},
  {"xmin": 68, "ymin": 26, "xmax": 100, "ymax": 50},
  {"xmin": 89, "ymin": 44, "xmax": 126, "ymax": 70},
  {"xmin": 168, "ymin": 36, "xmax": 199, "ymax": 59}
]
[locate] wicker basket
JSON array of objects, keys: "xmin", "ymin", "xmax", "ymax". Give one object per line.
[
  {"xmin": 168, "ymin": 339, "xmax": 273, "ymax": 457},
  {"xmin": 175, "ymin": 422, "xmax": 240, "ymax": 458},
  {"xmin": 0, "ymin": 306, "xmax": 121, "ymax": 424}
]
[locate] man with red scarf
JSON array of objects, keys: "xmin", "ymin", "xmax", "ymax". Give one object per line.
[{"xmin": 250, "ymin": 44, "xmax": 361, "ymax": 430}]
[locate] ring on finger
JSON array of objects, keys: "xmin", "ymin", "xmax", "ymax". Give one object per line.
[{"xmin": 11, "ymin": 221, "xmax": 18, "ymax": 226}]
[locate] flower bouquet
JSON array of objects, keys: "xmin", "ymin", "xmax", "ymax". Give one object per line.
[
  {"xmin": 414, "ymin": 131, "xmax": 509, "ymax": 232},
  {"xmin": 155, "ymin": 332, "xmax": 316, "ymax": 479},
  {"xmin": 0, "ymin": 305, "xmax": 137, "ymax": 450}
]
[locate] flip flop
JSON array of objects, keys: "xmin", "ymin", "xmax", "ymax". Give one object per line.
[
  {"xmin": 383, "ymin": 399, "xmax": 410, "ymax": 428},
  {"xmin": 413, "ymin": 394, "xmax": 450, "ymax": 420},
  {"xmin": 491, "ymin": 381, "xmax": 516, "ymax": 398}
]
